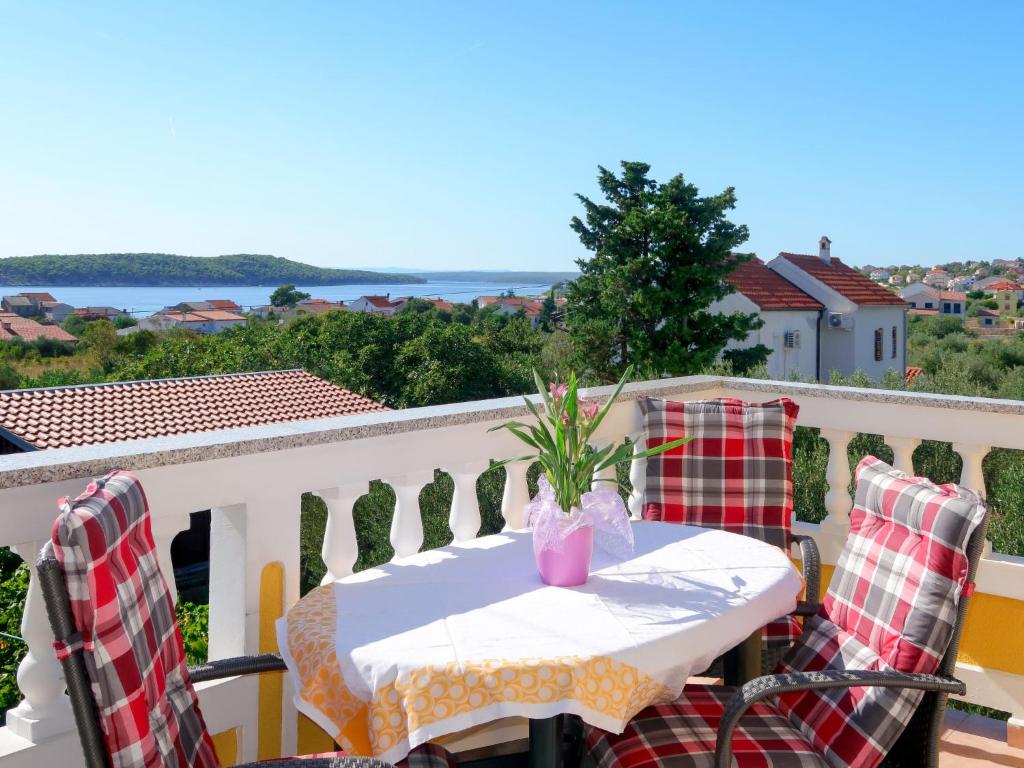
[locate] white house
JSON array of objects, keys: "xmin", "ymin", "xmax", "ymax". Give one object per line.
[
  {"xmin": 766, "ymin": 237, "xmax": 908, "ymax": 381},
  {"xmin": 348, "ymin": 295, "xmax": 400, "ymax": 315},
  {"xmin": 712, "ymin": 259, "xmax": 823, "ymax": 380},
  {"xmin": 138, "ymin": 310, "xmax": 246, "ymax": 334},
  {"xmin": 869, "ymin": 269, "xmax": 890, "ymax": 282},
  {"xmin": 899, "ymin": 284, "xmax": 966, "ymax": 316},
  {"xmin": 923, "ymin": 268, "xmax": 952, "ymax": 287},
  {"xmin": 888, "ymin": 274, "xmax": 905, "ymax": 285}
]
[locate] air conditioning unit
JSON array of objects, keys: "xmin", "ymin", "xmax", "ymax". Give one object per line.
[
  {"xmin": 783, "ymin": 330, "xmax": 800, "ymax": 349},
  {"xmin": 828, "ymin": 312, "xmax": 854, "ymax": 330}
]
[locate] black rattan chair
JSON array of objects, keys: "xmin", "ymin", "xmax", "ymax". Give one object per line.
[
  {"xmin": 586, "ymin": 456, "xmax": 989, "ymax": 768},
  {"xmin": 36, "ymin": 470, "xmax": 454, "ymax": 768}
]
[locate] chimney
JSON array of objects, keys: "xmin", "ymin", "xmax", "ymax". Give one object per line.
[{"xmin": 818, "ymin": 236, "xmax": 832, "ymax": 264}]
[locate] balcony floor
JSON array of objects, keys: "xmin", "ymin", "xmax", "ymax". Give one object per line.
[{"xmin": 940, "ymin": 711, "xmax": 1024, "ymax": 766}]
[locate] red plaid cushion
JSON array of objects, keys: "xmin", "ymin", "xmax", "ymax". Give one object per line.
[
  {"xmin": 50, "ymin": 471, "xmax": 218, "ymax": 768},
  {"xmin": 639, "ymin": 397, "xmax": 798, "ymax": 551},
  {"xmin": 585, "ymin": 684, "xmax": 825, "ymax": 768},
  {"xmin": 640, "ymin": 397, "xmax": 800, "ymax": 648},
  {"xmin": 774, "ymin": 456, "xmax": 987, "ymax": 768}
]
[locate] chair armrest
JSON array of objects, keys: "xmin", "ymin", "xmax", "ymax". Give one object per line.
[
  {"xmin": 790, "ymin": 533, "xmax": 820, "ymax": 601},
  {"xmin": 188, "ymin": 652, "xmax": 287, "ymax": 683},
  {"xmin": 714, "ymin": 669, "xmax": 964, "ymax": 768},
  {"xmin": 233, "ymin": 758, "xmax": 393, "ymax": 768},
  {"xmin": 791, "ymin": 600, "xmax": 820, "ymax": 617}
]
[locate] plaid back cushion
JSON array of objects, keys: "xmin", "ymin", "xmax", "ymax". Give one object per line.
[
  {"xmin": 775, "ymin": 456, "xmax": 987, "ymax": 768},
  {"xmin": 639, "ymin": 397, "xmax": 798, "ymax": 550},
  {"xmin": 50, "ymin": 470, "xmax": 219, "ymax": 768}
]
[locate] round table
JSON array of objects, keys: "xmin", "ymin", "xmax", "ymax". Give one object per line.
[{"xmin": 277, "ymin": 522, "xmax": 802, "ymax": 765}]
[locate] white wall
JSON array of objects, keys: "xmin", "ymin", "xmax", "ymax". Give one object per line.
[
  {"xmin": 767, "ymin": 256, "xmax": 906, "ymax": 382},
  {"xmin": 712, "ymin": 293, "xmax": 820, "ymax": 381}
]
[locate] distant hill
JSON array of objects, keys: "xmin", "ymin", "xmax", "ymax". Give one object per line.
[
  {"xmin": 410, "ymin": 270, "xmax": 579, "ymax": 284},
  {"xmin": 0, "ymin": 254, "xmax": 426, "ymax": 287}
]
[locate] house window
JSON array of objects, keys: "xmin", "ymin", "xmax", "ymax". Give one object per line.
[
  {"xmin": 924, "ymin": 302, "xmax": 934, "ymax": 309},
  {"xmin": 874, "ymin": 328, "xmax": 883, "ymax": 361},
  {"xmin": 943, "ymin": 302, "xmax": 951, "ymax": 313},
  {"xmin": 891, "ymin": 326, "xmax": 897, "ymax": 359}
]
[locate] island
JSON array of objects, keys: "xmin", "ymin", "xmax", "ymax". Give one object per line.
[{"xmin": 0, "ymin": 253, "xmax": 426, "ymax": 286}]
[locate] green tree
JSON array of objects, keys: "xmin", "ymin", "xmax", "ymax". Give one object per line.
[
  {"xmin": 270, "ymin": 284, "xmax": 311, "ymax": 307},
  {"xmin": 80, "ymin": 320, "xmax": 119, "ymax": 371},
  {"xmin": 61, "ymin": 313, "xmax": 87, "ymax": 337},
  {"xmin": 539, "ymin": 288, "xmax": 559, "ymax": 331},
  {"xmin": 0, "ymin": 365, "xmax": 20, "ymax": 390},
  {"xmin": 567, "ymin": 162, "xmax": 762, "ymax": 380}
]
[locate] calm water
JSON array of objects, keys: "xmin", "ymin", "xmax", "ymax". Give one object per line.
[{"xmin": 2, "ymin": 282, "xmax": 550, "ymax": 316}]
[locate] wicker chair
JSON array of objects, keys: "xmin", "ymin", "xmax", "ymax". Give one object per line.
[
  {"xmin": 37, "ymin": 470, "xmax": 454, "ymax": 768},
  {"xmin": 638, "ymin": 397, "xmax": 821, "ymax": 673},
  {"xmin": 585, "ymin": 456, "xmax": 989, "ymax": 768}
]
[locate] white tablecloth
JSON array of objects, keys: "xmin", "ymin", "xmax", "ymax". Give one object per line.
[{"xmin": 277, "ymin": 522, "xmax": 802, "ymax": 763}]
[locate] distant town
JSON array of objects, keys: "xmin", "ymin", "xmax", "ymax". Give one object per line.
[{"xmin": 0, "ymin": 288, "xmax": 567, "ymax": 344}]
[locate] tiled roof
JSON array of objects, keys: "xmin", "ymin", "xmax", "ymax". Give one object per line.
[
  {"xmin": 2, "ymin": 295, "xmax": 32, "ymax": 306},
  {"xmin": 976, "ymin": 309, "xmax": 1000, "ymax": 317},
  {"xmin": 725, "ymin": 259, "xmax": 824, "ymax": 310},
  {"xmin": 939, "ymin": 291, "xmax": 967, "ymax": 302},
  {"xmin": 158, "ymin": 310, "xmax": 245, "ymax": 322},
  {"xmin": 21, "ymin": 292, "xmax": 57, "ymax": 302},
  {"xmin": 206, "ymin": 299, "xmax": 241, "ymax": 310},
  {"xmin": 908, "ymin": 308, "xmax": 938, "ymax": 316},
  {"xmin": 986, "ymin": 281, "xmax": 1021, "ymax": 291},
  {"xmin": 777, "ymin": 253, "xmax": 908, "ymax": 306},
  {"xmin": 0, "ymin": 313, "xmax": 78, "ymax": 342},
  {"xmin": 362, "ymin": 295, "xmax": 397, "ymax": 308},
  {"xmin": 0, "ymin": 369, "xmax": 389, "ymax": 450}
]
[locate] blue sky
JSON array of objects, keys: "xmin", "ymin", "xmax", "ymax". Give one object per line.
[{"xmin": 1, "ymin": 2, "xmax": 1021, "ymax": 270}]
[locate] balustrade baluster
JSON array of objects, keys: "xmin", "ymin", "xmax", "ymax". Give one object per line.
[
  {"xmin": 820, "ymin": 428, "xmax": 854, "ymax": 532},
  {"xmin": 591, "ymin": 441, "xmax": 619, "ymax": 493},
  {"xmin": 448, "ymin": 466, "xmax": 484, "ymax": 543},
  {"xmin": 627, "ymin": 435, "xmax": 647, "ymax": 519},
  {"xmin": 884, "ymin": 436, "xmax": 921, "ymax": 475},
  {"xmin": 316, "ymin": 484, "xmax": 364, "ymax": 583},
  {"xmin": 390, "ymin": 472, "xmax": 432, "ymax": 558},
  {"xmin": 953, "ymin": 443, "xmax": 990, "ymax": 497},
  {"xmin": 5, "ymin": 540, "xmax": 74, "ymax": 740},
  {"xmin": 500, "ymin": 461, "xmax": 531, "ymax": 530}
]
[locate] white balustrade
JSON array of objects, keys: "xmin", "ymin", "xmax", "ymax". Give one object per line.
[
  {"xmin": 316, "ymin": 484, "xmax": 364, "ymax": 583},
  {"xmin": 500, "ymin": 461, "xmax": 531, "ymax": 529},
  {"xmin": 389, "ymin": 472, "xmax": 434, "ymax": 558},
  {"xmin": 4, "ymin": 541, "xmax": 74, "ymax": 741},
  {"xmin": 884, "ymin": 435, "xmax": 921, "ymax": 475},
  {"xmin": 4, "ymin": 374, "xmax": 1024, "ymax": 763},
  {"xmin": 953, "ymin": 443, "xmax": 991, "ymax": 497},
  {"xmin": 627, "ymin": 436, "xmax": 647, "ymax": 519},
  {"xmin": 819, "ymin": 428, "xmax": 854, "ymax": 532},
  {"xmin": 448, "ymin": 466, "xmax": 485, "ymax": 543}
]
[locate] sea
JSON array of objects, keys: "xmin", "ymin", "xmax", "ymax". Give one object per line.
[{"xmin": 2, "ymin": 282, "xmax": 551, "ymax": 317}]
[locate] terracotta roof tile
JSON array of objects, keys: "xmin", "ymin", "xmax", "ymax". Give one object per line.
[
  {"xmin": 778, "ymin": 253, "xmax": 908, "ymax": 306},
  {"xmin": 0, "ymin": 370, "xmax": 388, "ymax": 450},
  {"xmin": 725, "ymin": 259, "xmax": 824, "ymax": 310},
  {"xmin": 986, "ymin": 281, "xmax": 1021, "ymax": 291}
]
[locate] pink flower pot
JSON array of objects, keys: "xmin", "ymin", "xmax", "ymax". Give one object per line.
[{"xmin": 533, "ymin": 524, "xmax": 594, "ymax": 587}]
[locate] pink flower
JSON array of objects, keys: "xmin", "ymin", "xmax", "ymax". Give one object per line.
[
  {"xmin": 561, "ymin": 411, "xmax": 570, "ymax": 425},
  {"xmin": 580, "ymin": 398, "xmax": 600, "ymax": 421},
  {"xmin": 549, "ymin": 382, "xmax": 568, "ymax": 401}
]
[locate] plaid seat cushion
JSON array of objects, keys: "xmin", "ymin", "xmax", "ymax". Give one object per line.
[
  {"xmin": 50, "ymin": 470, "xmax": 219, "ymax": 768},
  {"xmin": 639, "ymin": 397, "xmax": 798, "ymax": 552},
  {"xmin": 640, "ymin": 397, "xmax": 801, "ymax": 651},
  {"xmin": 584, "ymin": 685, "xmax": 826, "ymax": 768},
  {"xmin": 774, "ymin": 456, "xmax": 987, "ymax": 768}
]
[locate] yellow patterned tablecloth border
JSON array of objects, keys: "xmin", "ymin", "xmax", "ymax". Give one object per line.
[{"xmin": 286, "ymin": 584, "xmax": 675, "ymax": 756}]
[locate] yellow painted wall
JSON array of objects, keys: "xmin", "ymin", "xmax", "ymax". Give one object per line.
[
  {"xmin": 258, "ymin": 562, "xmax": 285, "ymax": 761},
  {"xmin": 298, "ymin": 712, "xmax": 337, "ymax": 755},
  {"xmin": 211, "ymin": 728, "xmax": 238, "ymax": 765}
]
